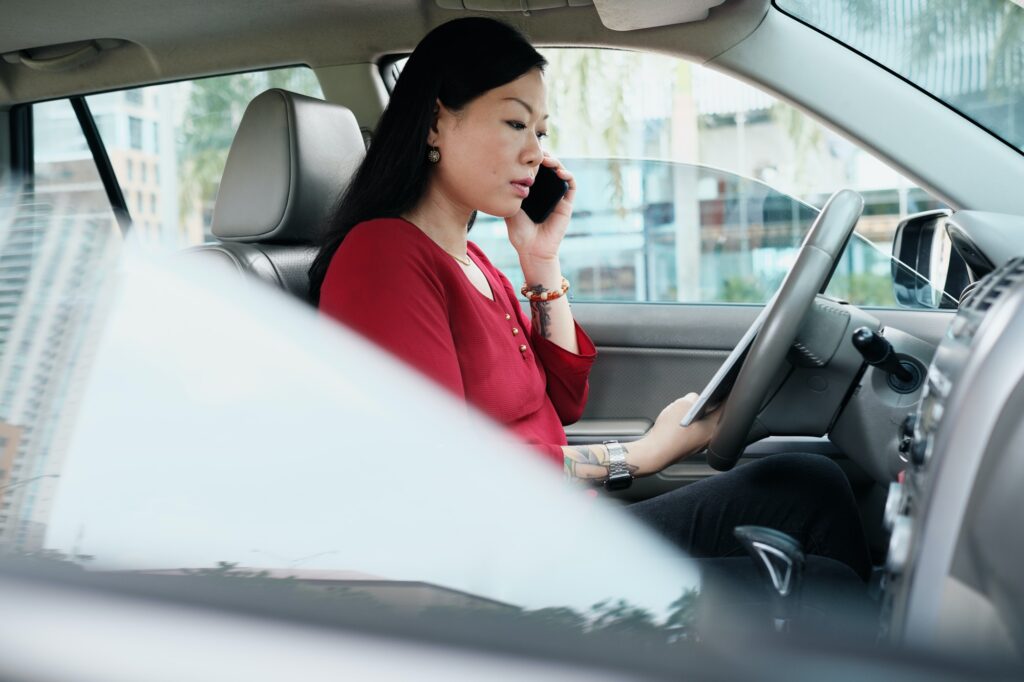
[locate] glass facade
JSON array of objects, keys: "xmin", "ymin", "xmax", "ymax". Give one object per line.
[{"xmin": 0, "ymin": 101, "xmax": 120, "ymax": 550}]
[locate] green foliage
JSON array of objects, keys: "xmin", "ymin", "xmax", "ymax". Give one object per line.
[
  {"xmin": 5, "ymin": 548, "xmax": 93, "ymax": 566},
  {"xmin": 826, "ymin": 272, "xmax": 897, "ymax": 307},
  {"xmin": 719, "ymin": 268, "xmax": 900, "ymax": 307},
  {"xmin": 796, "ymin": 0, "xmax": 1024, "ymax": 95},
  {"xmin": 541, "ymin": 49, "xmax": 646, "ymax": 217},
  {"xmin": 177, "ymin": 68, "xmax": 322, "ymax": 226},
  {"xmin": 902, "ymin": 0, "xmax": 1022, "ymax": 78},
  {"xmin": 770, "ymin": 103, "xmax": 823, "ymax": 190},
  {"xmin": 316, "ymin": 585, "xmax": 396, "ymax": 614},
  {"xmin": 718, "ymin": 275, "xmax": 770, "ymax": 304},
  {"xmin": 588, "ymin": 598, "xmax": 662, "ymax": 639},
  {"xmin": 136, "ymin": 562, "xmax": 704, "ymax": 648},
  {"xmin": 517, "ymin": 606, "xmax": 589, "ymax": 632},
  {"xmin": 665, "ymin": 589, "xmax": 699, "ymax": 634},
  {"xmin": 185, "ymin": 560, "xmax": 275, "ymax": 579},
  {"xmin": 523, "ymin": 588, "xmax": 700, "ymax": 641}
]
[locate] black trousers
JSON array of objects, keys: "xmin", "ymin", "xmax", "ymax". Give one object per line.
[{"xmin": 628, "ymin": 453, "xmax": 873, "ymax": 581}]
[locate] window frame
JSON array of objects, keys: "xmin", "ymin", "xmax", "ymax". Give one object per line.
[
  {"xmin": 68, "ymin": 96, "xmax": 132, "ymax": 233},
  {"xmin": 384, "ymin": 46, "xmax": 946, "ymax": 311},
  {"xmin": 22, "ymin": 63, "xmax": 324, "ymax": 244}
]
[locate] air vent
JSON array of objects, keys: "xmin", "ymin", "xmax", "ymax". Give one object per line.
[
  {"xmin": 962, "ymin": 257, "xmax": 1024, "ymax": 314},
  {"xmin": 958, "ymin": 280, "xmax": 981, "ymax": 307}
]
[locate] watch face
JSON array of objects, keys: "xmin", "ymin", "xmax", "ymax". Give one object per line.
[{"xmin": 604, "ymin": 473, "xmax": 632, "ymax": 492}]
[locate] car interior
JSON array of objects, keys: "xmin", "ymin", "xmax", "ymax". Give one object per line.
[{"xmin": 2, "ymin": 0, "xmax": 1024, "ymax": 671}]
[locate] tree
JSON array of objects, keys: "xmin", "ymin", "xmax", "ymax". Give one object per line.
[
  {"xmin": 177, "ymin": 68, "xmax": 322, "ymax": 233},
  {"xmin": 806, "ymin": 0, "xmax": 1024, "ymax": 101},
  {"xmin": 185, "ymin": 560, "xmax": 273, "ymax": 579},
  {"xmin": 665, "ymin": 588, "xmax": 700, "ymax": 641},
  {"xmin": 770, "ymin": 103, "xmax": 824, "ymax": 192},
  {"xmin": 542, "ymin": 49, "xmax": 644, "ymax": 216}
]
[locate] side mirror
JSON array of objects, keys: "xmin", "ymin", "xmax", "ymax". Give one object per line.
[{"xmin": 892, "ymin": 210, "xmax": 970, "ymax": 309}]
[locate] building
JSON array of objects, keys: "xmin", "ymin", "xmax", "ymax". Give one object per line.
[{"xmin": 0, "ymin": 87, "xmax": 178, "ymax": 550}]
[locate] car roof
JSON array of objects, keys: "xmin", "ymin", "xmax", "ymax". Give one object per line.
[{"xmin": 0, "ymin": 0, "xmax": 768, "ymax": 105}]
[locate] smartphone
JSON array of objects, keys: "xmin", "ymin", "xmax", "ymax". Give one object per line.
[{"xmin": 521, "ymin": 164, "xmax": 569, "ymax": 223}]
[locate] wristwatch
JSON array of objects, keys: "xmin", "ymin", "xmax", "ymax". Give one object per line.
[{"xmin": 603, "ymin": 439, "xmax": 633, "ymax": 491}]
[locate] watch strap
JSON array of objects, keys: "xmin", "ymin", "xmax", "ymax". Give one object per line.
[{"xmin": 603, "ymin": 439, "xmax": 633, "ymax": 491}]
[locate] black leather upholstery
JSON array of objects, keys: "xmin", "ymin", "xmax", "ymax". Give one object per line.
[
  {"xmin": 184, "ymin": 243, "xmax": 322, "ymax": 301},
  {"xmin": 184, "ymin": 88, "xmax": 366, "ymax": 302}
]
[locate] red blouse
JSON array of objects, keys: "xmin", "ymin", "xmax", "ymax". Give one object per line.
[{"xmin": 318, "ymin": 217, "xmax": 597, "ymax": 465}]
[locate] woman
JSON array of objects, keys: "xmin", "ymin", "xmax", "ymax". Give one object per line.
[{"xmin": 309, "ymin": 17, "xmax": 871, "ymax": 580}]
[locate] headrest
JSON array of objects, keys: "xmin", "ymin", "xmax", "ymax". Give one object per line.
[{"xmin": 211, "ymin": 89, "xmax": 366, "ymax": 245}]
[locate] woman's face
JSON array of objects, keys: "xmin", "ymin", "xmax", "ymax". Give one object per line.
[{"xmin": 429, "ymin": 68, "xmax": 549, "ymax": 219}]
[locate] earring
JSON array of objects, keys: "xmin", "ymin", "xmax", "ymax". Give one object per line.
[{"xmin": 427, "ymin": 146, "xmax": 441, "ymax": 163}]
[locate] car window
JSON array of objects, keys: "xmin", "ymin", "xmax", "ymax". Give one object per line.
[
  {"xmin": 82, "ymin": 67, "xmax": 323, "ymax": 247},
  {"xmin": 401, "ymin": 48, "xmax": 949, "ymax": 308},
  {"xmin": 1, "ymin": 100, "xmax": 121, "ymax": 548},
  {"xmin": 776, "ymin": 0, "xmax": 1024, "ymax": 155},
  {"xmin": 474, "ymin": 159, "xmax": 822, "ymax": 304},
  {"xmin": 29, "ymin": 242, "xmax": 702, "ymax": 642},
  {"xmin": 10, "ymin": 94, "xmax": 711, "ymax": 646}
]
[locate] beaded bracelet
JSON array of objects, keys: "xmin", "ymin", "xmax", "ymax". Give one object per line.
[{"xmin": 520, "ymin": 277, "xmax": 570, "ymax": 302}]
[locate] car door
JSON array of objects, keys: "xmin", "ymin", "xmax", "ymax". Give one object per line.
[
  {"xmin": 464, "ymin": 49, "xmax": 957, "ymax": 558},
  {"xmin": 473, "ymin": 158, "xmax": 953, "ymax": 497}
]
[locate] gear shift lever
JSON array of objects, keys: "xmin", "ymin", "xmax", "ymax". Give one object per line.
[{"xmin": 734, "ymin": 526, "xmax": 805, "ymax": 632}]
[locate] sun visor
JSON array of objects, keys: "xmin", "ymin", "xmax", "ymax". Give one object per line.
[
  {"xmin": 593, "ymin": 0, "xmax": 728, "ymax": 31},
  {"xmin": 433, "ymin": 0, "xmax": 726, "ymax": 29}
]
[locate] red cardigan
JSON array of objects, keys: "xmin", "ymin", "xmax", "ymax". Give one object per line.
[{"xmin": 318, "ymin": 218, "xmax": 597, "ymax": 464}]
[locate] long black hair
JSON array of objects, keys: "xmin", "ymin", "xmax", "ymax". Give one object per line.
[{"xmin": 308, "ymin": 17, "xmax": 547, "ymax": 305}]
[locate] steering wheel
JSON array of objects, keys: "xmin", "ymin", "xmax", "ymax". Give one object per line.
[{"xmin": 705, "ymin": 189, "xmax": 865, "ymax": 471}]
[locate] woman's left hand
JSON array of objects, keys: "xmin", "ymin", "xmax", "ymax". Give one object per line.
[{"xmin": 505, "ymin": 153, "xmax": 576, "ymax": 264}]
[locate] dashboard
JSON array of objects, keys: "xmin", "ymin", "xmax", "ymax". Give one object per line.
[
  {"xmin": 640, "ymin": 205, "xmax": 1024, "ymax": 656},
  {"xmin": 883, "ymin": 238, "xmax": 1024, "ymax": 657}
]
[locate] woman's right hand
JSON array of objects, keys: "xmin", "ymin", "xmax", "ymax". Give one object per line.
[{"xmin": 631, "ymin": 393, "xmax": 720, "ymax": 475}]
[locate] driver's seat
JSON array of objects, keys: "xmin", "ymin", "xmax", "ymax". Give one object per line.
[{"xmin": 184, "ymin": 88, "xmax": 366, "ymax": 303}]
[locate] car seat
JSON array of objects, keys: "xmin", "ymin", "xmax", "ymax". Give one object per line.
[{"xmin": 184, "ymin": 88, "xmax": 366, "ymax": 302}]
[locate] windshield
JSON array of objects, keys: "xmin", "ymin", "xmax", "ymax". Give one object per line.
[{"xmin": 776, "ymin": 0, "xmax": 1024, "ymax": 154}]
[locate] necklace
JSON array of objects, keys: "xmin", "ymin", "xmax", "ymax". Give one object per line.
[{"xmin": 450, "ymin": 253, "xmax": 472, "ymax": 267}]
